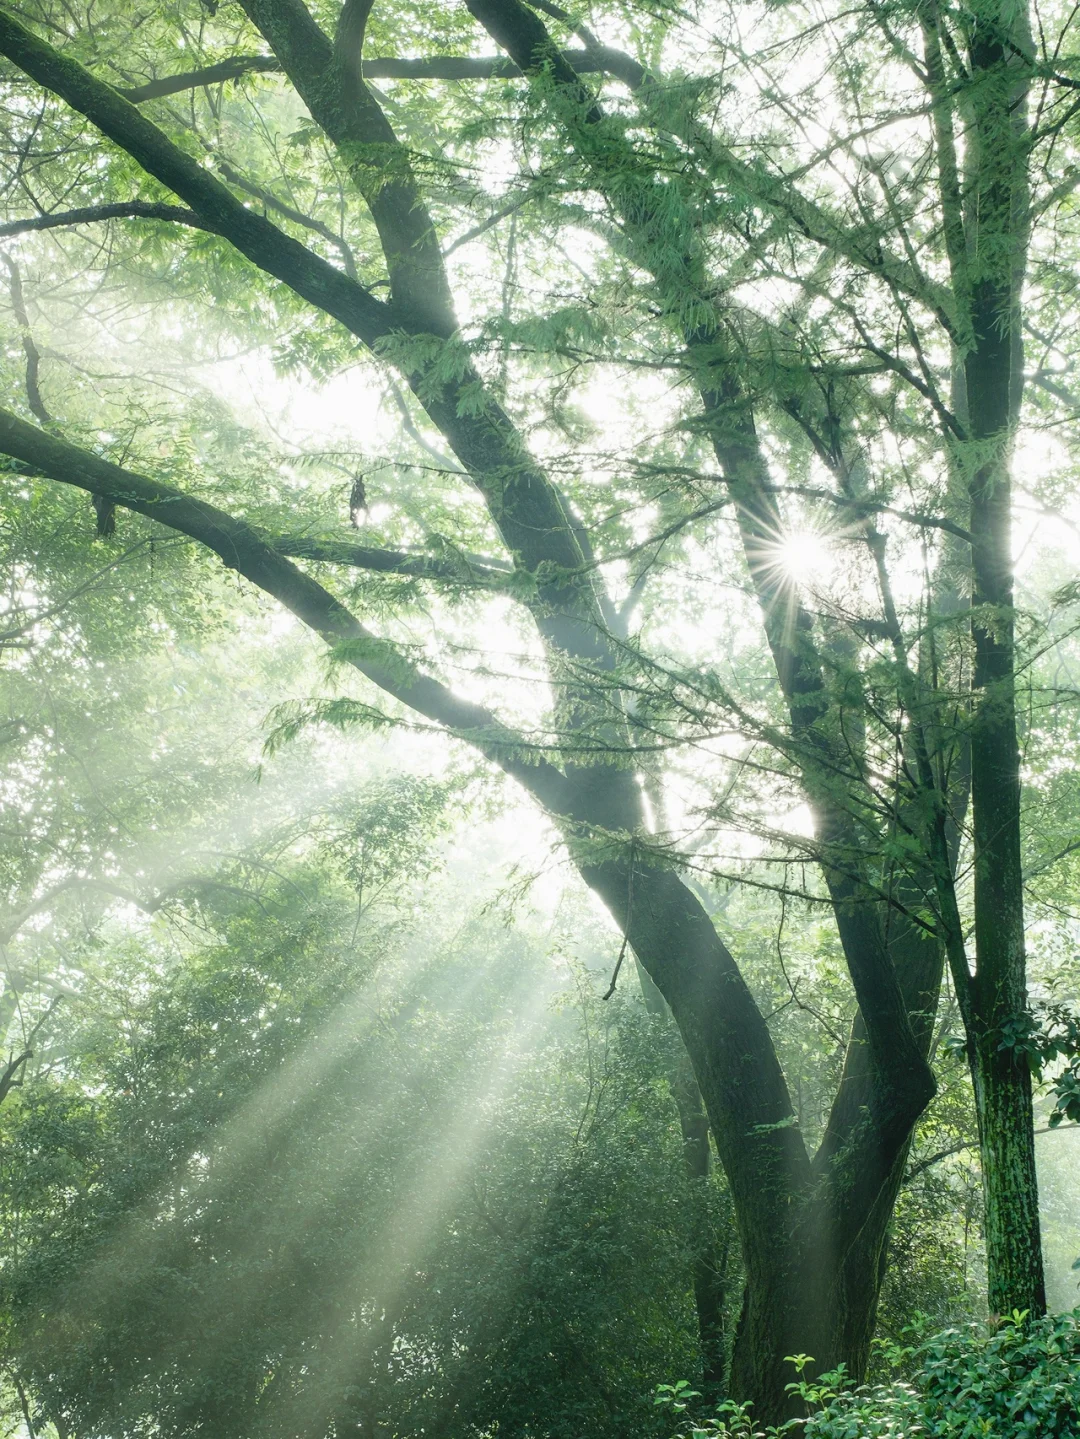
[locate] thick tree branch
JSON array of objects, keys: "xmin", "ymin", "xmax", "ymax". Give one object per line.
[
  {"xmin": 0, "ymin": 8, "xmax": 391, "ymax": 344},
  {"xmin": 238, "ymin": 0, "xmax": 456, "ymax": 333},
  {"xmin": 465, "ymin": 0, "xmax": 603, "ymax": 119},
  {"xmin": 0, "ymin": 408, "xmax": 568, "ymax": 802},
  {"xmin": 118, "ymin": 53, "xmax": 281, "ymax": 101},
  {"xmin": 236, "ymin": 0, "xmax": 616, "ymax": 665},
  {"xmin": 524, "ymin": 0, "xmax": 650, "ymax": 89},
  {"xmin": 117, "ymin": 48, "xmax": 637, "ymax": 104}
]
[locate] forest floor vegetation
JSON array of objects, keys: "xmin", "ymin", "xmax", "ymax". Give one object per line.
[{"xmin": 661, "ymin": 1310, "xmax": 1080, "ymax": 1436}]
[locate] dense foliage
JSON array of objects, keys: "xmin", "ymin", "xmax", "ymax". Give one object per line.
[
  {"xmin": 2, "ymin": 868, "xmax": 708, "ymax": 1439},
  {"xmin": 663, "ymin": 1312, "xmax": 1080, "ymax": 1437}
]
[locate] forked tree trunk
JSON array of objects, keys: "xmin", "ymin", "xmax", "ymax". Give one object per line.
[
  {"xmin": 726, "ymin": 1190, "xmax": 896, "ymax": 1422},
  {"xmin": 725, "ymin": 928, "xmax": 944, "ymax": 1420},
  {"xmin": 583, "ymin": 852, "xmax": 937, "ymax": 1427}
]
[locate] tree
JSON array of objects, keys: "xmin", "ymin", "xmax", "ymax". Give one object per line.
[{"xmin": 0, "ymin": 0, "xmax": 1077, "ymax": 1420}]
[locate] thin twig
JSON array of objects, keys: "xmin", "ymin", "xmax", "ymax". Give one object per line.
[{"xmin": 603, "ymin": 844, "xmax": 636, "ymax": 999}]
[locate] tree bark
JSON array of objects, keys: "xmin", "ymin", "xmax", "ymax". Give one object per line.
[{"xmin": 958, "ymin": 0, "xmax": 1046, "ymax": 1317}]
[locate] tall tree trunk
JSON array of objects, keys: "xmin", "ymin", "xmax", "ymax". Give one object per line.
[
  {"xmin": 964, "ymin": 367, "xmax": 1046, "ymax": 1314},
  {"xmin": 959, "ymin": 0, "xmax": 1046, "ymax": 1317},
  {"xmin": 971, "ymin": 1037, "xmax": 1044, "ymax": 1315}
]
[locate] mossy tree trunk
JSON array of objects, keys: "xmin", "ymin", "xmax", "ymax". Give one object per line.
[{"xmin": 948, "ymin": 0, "xmax": 1046, "ymax": 1318}]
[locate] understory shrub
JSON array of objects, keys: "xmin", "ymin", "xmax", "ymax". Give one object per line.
[{"xmin": 659, "ymin": 1310, "xmax": 1080, "ymax": 1437}]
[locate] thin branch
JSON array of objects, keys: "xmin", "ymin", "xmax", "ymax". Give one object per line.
[
  {"xmin": 0, "ymin": 200, "xmax": 208, "ymax": 238},
  {"xmin": 0, "ymin": 1049, "xmax": 31, "ymax": 1106},
  {"xmin": 0, "ymin": 875, "xmax": 157, "ymax": 945},
  {"xmin": 1030, "ymin": 368, "xmax": 1080, "ymax": 412},
  {"xmin": 271, "ymin": 533, "xmax": 511, "ymax": 587},
  {"xmin": 216, "ymin": 159, "xmax": 357, "ymax": 280},
  {"xmin": 385, "ymin": 378, "xmax": 466, "ymax": 474},
  {"xmin": 602, "ymin": 843, "xmax": 636, "ymax": 999},
  {"xmin": 765, "ymin": 482, "xmax": 973, "ymax": 544},
  {"xmin": 2, "ymin": 253, "xmax": 50, "ymax": 424},
  {"xmin": 905, "ymin": 1124, "xmax": 1072, "ymax": 1180},
  {"xmin": 443, "ymin": 190, "xmax": 536, "ymax": 258},
  {"xmin": 0, "ymin": 538, "xmax": 160, "ymax": 645}
]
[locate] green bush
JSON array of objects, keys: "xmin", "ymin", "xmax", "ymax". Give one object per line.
[{"xmin": 660, "ymin": 1310, "xmax": 1080, "ymax": 1437}]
